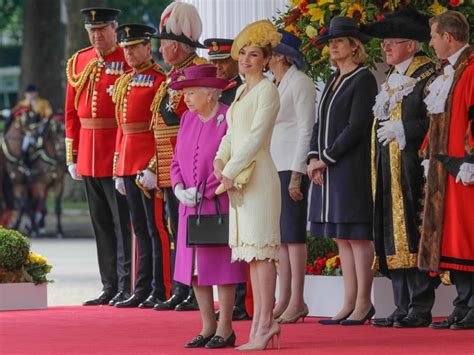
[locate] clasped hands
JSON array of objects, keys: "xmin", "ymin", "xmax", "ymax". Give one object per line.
[
  {"xmin": 174, "ymin": 183, "xmax": 202, "ymax": 207},
  {"xmin": 214, "ymin": 159, "xmax": 236, "ymax": 192},
  {"xmin": 307, "ymin": 159, "xmax": 327, "ymax": 186}
]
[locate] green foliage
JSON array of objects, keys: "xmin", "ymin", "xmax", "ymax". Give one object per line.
[
  {"xmin": 0, "ymin": 0, "xmax": 23, "ymax": 44},
  {"xmin": 24, "ymin": 259, "xmax": 52, "ymax": 284},
  {"xmin": 106, "ymin": 0, "xmax": 171, "ymax": 26},
  {"xmin": 307, "ymin": 235, "xmax": 338, "ymax": 263},
  {"xmin": 0, "ymin": 227, "xmax": 30, "ymax": 270}
]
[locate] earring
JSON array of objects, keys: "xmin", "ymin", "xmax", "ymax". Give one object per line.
[{"xmin": 352, "ymin": 50, "xmax": 356, "ymax": 56}]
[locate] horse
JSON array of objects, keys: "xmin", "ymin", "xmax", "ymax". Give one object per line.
[{"xmin": 1, "ymin": 109, "xmax": 66, "ymax": 237}]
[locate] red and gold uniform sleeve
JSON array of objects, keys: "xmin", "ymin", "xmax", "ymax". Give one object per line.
[{"xmin": 65, "ymin": 55, "xmax": 81, "ymax": 165}]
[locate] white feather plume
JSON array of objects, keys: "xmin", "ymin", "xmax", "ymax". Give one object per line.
[{"xmin": 160, "ymin": 2, "xmax": 202, "ymax": 42}]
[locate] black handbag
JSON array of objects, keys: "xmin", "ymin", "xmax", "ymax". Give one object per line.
[{"xmin": 186, "ymin": 180, "xmax": 229, "ymax": 247}]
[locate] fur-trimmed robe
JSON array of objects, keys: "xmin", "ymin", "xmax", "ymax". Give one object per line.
[{"xmin": 418, "ymin": 46, "xmax": 474, "ymax": 272}]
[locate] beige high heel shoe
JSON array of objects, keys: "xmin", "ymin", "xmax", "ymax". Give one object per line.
[
  {"xmin": 277, "ymin": 303, "xmax": 309, "ymax": 324},
  {"xmin": 238, "ymin": 322, "xmax": 281, "ymax": 351}
]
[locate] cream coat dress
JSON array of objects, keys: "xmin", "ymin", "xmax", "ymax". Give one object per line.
[{"xmin": 216, "ymin": 78, "xmax": 281, "ymax": 262}]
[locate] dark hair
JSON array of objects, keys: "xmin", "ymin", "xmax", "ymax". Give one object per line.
[{"xmin": 429, "ymin": 11, "xmax": 469, "ymax": 43}]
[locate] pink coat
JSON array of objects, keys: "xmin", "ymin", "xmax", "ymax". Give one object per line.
[{"xmin": 170, "ymin": 103, "xmax": 247, "ymax": 286}]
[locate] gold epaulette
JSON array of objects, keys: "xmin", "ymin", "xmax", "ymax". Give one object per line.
[
  {"xmin": 113, "ymin": 72, "xmax": 133, "ymax": 125},
  {"xmin": 66, "ymin": 47, "xmax": 99, "ymax": 110}
]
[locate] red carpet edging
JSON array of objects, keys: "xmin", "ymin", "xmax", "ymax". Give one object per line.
[{"xmin": 1, "ymin": 306, "xmax": 473, "ymax": 354}]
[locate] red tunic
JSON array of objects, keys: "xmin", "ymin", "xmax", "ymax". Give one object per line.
[
  {"xmin": 439, "ymin": 54, "xmax": 474, "ymax": 273},
  {"xmin": 114, "ymin": 64, "xmax": 166, "ymax": 177},
  {"xmin": 65, "ymin": 45, "xmax": 130, "ymax": 177}
]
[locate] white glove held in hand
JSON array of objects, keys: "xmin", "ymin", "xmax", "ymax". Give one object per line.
[
  {"xmin": 377, "ymin": 120, "xmax": 406, "ymax": 149},
  {"xmin": 174, "ymin": 184, "xmax": 200, "ymax": 207},
  {"xmin": 115, "ymin": 177, "xmax": 126, "ymax": 195},
  {"xmin": 421, "ymin": 159, "xmax": 429, "ymax": 178},
  {"xmin": 68, "ymin": 163, "xmax": 82, "ymax": 180},
  {"xmin": 456, "ymin": 162, "xmax": 474, "ymax": 185},
  {"xmin": 140, "ymin": 169, "xmax": 157, "ymax": 190}
]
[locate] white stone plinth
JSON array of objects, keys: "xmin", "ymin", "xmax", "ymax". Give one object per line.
[{"xmin": 0, "ymin": 283, "xmax": 47, "ymax": 311}]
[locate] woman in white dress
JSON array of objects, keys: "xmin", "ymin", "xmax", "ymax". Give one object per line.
[{"xmin": 214, "ymin": 20, "xmax": 282, "ymax": 351}]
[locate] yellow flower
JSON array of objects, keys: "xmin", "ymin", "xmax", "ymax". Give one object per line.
[
  {"xmin": 318, "ymin": 0, "xmax": 334, "ymax": 5},
  {"xmin": 322, "ymin": 45, "xmax": 330, "ymax": 58},
  {"xmin": 308, "ymin": 7, "xmax": 326, "ymax": 25},
  {"xmin": 430, "ymin": 0, "xmax": 448, "ymax": 15},
  {"xmin": 285, "ymin": 24, "xmax": 298, "ymax": 35},
  {"xmin": 290, "ymin": 0, "xmax": 303, "ymax": 8},
  {"xmin": 28, "ymin": 252, "xmax": 47, "ymax": 265},
  {"xmin": 347, "ymin": 3, "xmax": 367, "ymax": 23},
  {"xmin": 306, "ymin": 25, "xmax": 318, "ymax": 39},
  {"xmin": 329, "ymin": 4, "xmax": 337, "ymax": 11}
]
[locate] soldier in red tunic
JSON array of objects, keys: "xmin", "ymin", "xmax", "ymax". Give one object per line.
[
  {"xmin": 149, "ymin": 2, "xmax": 208, "ymax": 312},
  {"xmin": 65, "ymin": 8, "xmax": 132, "ymax": 306},
  {"xmin": 418, "ymin": 11, "xmax": 474, "ymax": 330},
  {"xmin": 111, "ymin": 24, "xmax": 169, "ymax": 309}
]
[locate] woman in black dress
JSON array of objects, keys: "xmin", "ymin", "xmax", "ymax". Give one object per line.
[{"xmin": 307, "ymin": 17, "xmax": 378, "ymax": 325}]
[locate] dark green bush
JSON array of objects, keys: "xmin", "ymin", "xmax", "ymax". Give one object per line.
[{"xmin": 0, "ymin": 227, "xmax": 31, "ymax": 270}]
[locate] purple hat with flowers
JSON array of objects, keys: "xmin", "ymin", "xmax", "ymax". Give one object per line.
[{"xmin": 169, "ymin": 64, "xmax": 229, "ymax": 90}]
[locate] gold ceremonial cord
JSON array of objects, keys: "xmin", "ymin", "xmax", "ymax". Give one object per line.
[
  {"xmin": 66, "ymin": 51, "xmax": 100, "ymax": 110},
  {"xmin": 112, "ymin": 72, "xmax": 134, "ymax": 125}
]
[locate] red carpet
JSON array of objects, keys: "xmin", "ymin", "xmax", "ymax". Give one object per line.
[{"xmin": 1, "ymin": 306, "xmax": 473, "ymax": 354}]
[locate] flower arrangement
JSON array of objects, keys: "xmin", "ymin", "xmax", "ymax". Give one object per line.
[
  {"xmin": 306, "ymin": 236, "xmax": 342, "ymax": 275},
  {"xmin": 307, "ymin": 251, "xmax": 342, "ymax": 275},
  {"xmin": 274, "ymin": 0, "xmax": 474, "ymax": 82},
  {"xmin": 0, "ymin": 227, "xmax": 53, "ymax": 284}
]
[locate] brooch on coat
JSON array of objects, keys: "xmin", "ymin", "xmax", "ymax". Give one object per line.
[{"xmin": 216, "ymin": 114, "xmax": 225, "ymax": 127}]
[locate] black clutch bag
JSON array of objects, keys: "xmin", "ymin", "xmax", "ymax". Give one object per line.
[{"xmin": 186, "ymin": 180, "xmax": 229, "ymax": 247}]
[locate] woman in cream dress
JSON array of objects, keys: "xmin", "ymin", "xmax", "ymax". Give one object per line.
[{"xmin": 214, "ymin": 20, "xmax": 282, "ymax": 351}]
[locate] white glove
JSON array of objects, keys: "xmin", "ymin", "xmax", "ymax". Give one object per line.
[
  {"xmin": 185, "ymin": 187, "xmax": 202, "ymax": 204},
  {"xmin": 115, "ymin": 177, "xmax": 126, "ymax": 195},
  {"xmin": 456, "ymin": 162, "xmax": 474, "ymax": 186},
  {"xmin": 68, "ymin": 163, "xmax": 82, "ymax": 180},
  {"xmin": 377, "ymin": 120, "xmax": 406, "ymax": 149},
  {"xmin": 421, "ymin": 159, "xmax": 429, "ymax": 178},
  {"xmin": 174, "ymin": 184, "xmax": 199, "ymax": 207},
  {"xmin": 139, "ymin": 169, "xmax": 157, "ymax": 190}
]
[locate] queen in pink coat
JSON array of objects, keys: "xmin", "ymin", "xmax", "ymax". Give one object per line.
[{"xmin": 169, "ymin": 64, "xmax": 247, "ymax": 349}]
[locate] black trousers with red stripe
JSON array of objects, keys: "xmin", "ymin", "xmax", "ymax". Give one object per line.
[{"xmin": 124, "ymin": 177, "xmax": 166, "ymax": 301}]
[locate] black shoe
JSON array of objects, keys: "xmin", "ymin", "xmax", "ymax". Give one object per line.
[
  {"xmin": 154, "ymin": 294, "xmax": 184, "ymax": 311},
  {"xmin": 216, "ymin": 307, "xmax": 251, "ymax": 321},
  {"xmin": 340, "ymin": 306, "xmax": 376, "ymax": 326},
  {"xmin": 175, "ymin": 295, "xmax": 199, "ymax": 311},
  {"xmin": 450, "ymin": 309, "xmax": 474, "ymax": 330},
  {"xmin": 115, "ymin": 294, "xmax": 146, "ymax": 308},
  {"xmin": 319, "ymin": 309, "xmax": 354, "ymax": 325},
  {"xmin": 205, "ymin": 332, "xmax": 236, "ymax": 349},
  {"xmin": 233, "ymin": 306, "xmax": 251, "ymax": 321},
  {"xmin": 372, "ymin": 310, "xmax": 406, "ymax": 327},
  {"xmin": 430, "ymin": 309, "xmax": 468, "ymax": 329},
  {"xmin": 83, "ymin": 291, "xmax": 115, "ymax": 306},
  {"xmin": 393, "ymin": 313, "xmax": 432, "ymax": 328},
  {"xmin": 184, "ymin": 334, "xmax": 214, "ymax": 348},
  {"xmin": 139, "ymin": 295, "xmax": 163, "ymax": 309},
  {"xmin": 108, "ymin": 291, "xmax": 131, "ymax": 306}
]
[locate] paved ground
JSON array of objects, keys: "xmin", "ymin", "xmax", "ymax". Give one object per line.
[
  {"xmin": 25, "ymin": 209, "xmax": 102, "ymax": 306},
  {"xmin": 31, "ymin": 238, "xmax": 102, "ymax": 306}
]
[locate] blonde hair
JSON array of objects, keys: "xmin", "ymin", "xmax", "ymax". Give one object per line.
[{"xmin": 329, "ymin": 37, "xmax": 367, "ymax": 67}]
